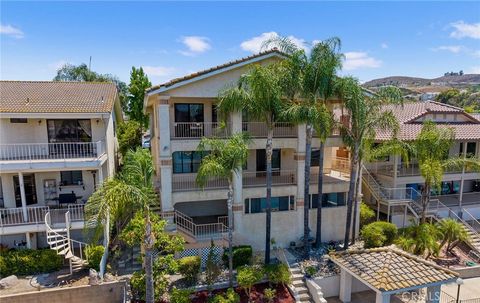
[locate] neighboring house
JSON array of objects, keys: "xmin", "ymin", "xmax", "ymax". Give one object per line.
[
  {"xmin": 144, "ymin": 49, "xmax": 355, "ymax": 250},
  {"xmin": 0, "ymin": 81, "xmax": 122, "ymax": 249},
  {"xmin": 363, "ymin": 101, "xmax": 480, "ymax": 226}
]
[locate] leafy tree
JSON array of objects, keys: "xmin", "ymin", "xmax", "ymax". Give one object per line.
[
  {"xmin": 336, "ymin": 78, "xmax": 403, "ymax": 249},
  {"xmin": 264, "ymin": 263, "xmax": 291, "ymax": 287},
  {"xmin": 170, "ymin": 288, "xmax": 193, "ymax": 303},
  {"xmin": 437, "ymin": 218, "xmax": 469, "ymax": 254},
  {"xmin": 117, "ymin": 120, "xmax": 143, "ymax": 156},
  {"xmin": 265, "ymin": 37, "xmax": 342, "ymax": 254},
  {"xmin": 196, "ymin": 133, "xmax": 249, "ymax": 285},
  {"xmin": 205, "ymin": 240, "xmax": 222, "ymax": 293},
  {"xmin": 436, "ymin": 88, "xmax": 460, "ymax": 104},
  {"xmin": 359, "ymin": 202, "xmax": 375, "ymax": 227},
  {"xmin": 237, "ymin": 265, "xmax": 263, "ymax": 302},
  {"xmin": 53, "ymin": 63, "xmax": 128, "ymax": 109},
  {"xmin": 396, "ymin": 223, "xmax": 440, "ymax": 258},
  {"xmin": 218, "ymin": 66, "xmax": 284, "ymax": 264},
  {"xmin": 211, "ymin": 288, "xmax": 240, "ymax": 303},
  {"xmin": 127, "ymin": 67, "xmax": 152, "ymax": 127}
]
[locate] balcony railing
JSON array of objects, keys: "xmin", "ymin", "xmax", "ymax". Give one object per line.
[
  {"xmin": 371, "ymin": 163, "xmax": 467, "ymax": 177},
  {"xmin": 171, "ymin": 122, "xmax": 230, "ymax": 139},
  {"xmin": 242, "ymin": 122, "xmax": 297, "ymax": 138},
  {"xmin": 0, "ymin": 141, "xmax": 105, "ymax": 161},
  {"xmin": 0, "ymin": 205, "xmax": 84, "ymax": 227},
  {"xmin": 172, "ymin": 169, "xmax": 297, "ymax": 192}
]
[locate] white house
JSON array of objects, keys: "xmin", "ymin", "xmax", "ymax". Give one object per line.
[
  {"xmin": 144, "ymin": 49, "xmax": 356, "ymax": 250},
  {"xmin": 0, "ymin": 81, "xmax": 122, "ymax": 249}
]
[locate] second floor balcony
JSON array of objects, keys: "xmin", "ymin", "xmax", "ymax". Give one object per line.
[{"xmin": 0, "ymin": 141, "xmax": 106, "ymax": 162}]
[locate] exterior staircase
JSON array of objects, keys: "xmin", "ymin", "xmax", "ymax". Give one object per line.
[
  {"xmin": 45, "ymin": 211, "xmax": 88, "ymax": 275},
  {"xmin": 290, "ymin": 266, "xmax": 313, "ymax": 302}
]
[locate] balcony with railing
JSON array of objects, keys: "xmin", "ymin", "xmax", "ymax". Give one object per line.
[
  {"xmin": 171, "ymin": 122, "xmax": 231, "ymax": 139},
  {"xmin": 310, "ymin": 157, "xmax": 351, "ymax": 183},
  {"xmin": 172, "ymin": 169, "xmax": 297, "ymax": 192},
  {"xmin": 242, "ymin": 122, "xmax": 297, "ymax": 138},
  {"xmin": 371, "ymin": 162, "xmax": 470, "ymax": 177},
  {"xmin": 0, "ymin": 141, "xmax": 105, "ymax": 162},
  {"xmin": 0, "ymin": 204, "xmax": 84, "ymax": 228}
]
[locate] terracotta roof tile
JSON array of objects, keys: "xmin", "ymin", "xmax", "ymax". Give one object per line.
[
  {"xmin": 329, "ymin": 246, "xmax": 458, "ymax": 292},
  {"xmin": 0, "ymin": 81, "xmax": 118, "ymax": 113},
  {"xmin": 146, "ymin": 48, "xmax": 286, "ymax": 93}
]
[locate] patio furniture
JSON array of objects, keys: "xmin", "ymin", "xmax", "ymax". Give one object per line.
[{"xmin": 58, "ymin": 193, "xmax": 77, "ymax": 204}]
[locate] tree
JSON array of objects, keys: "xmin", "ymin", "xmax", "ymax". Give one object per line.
[
  {"xmin": 196, "ymin": 133, "xmax": 249, "ymax": 286},
  {"xmin": 117, "ymin": 120, "xmax": 143, "ymax": 156},
  {"xmin": 53, "ymin": 63, "xmax": 128, "ymax": 110},
  {"xmin": 127, "ymin": 67, "xmax": 152, "ymax": 128},
  {"xmin": 395, "ymin": 222, "xmax": 440, "ymax": 258},
  {"xmin": 437, "ymin": 218, "xmax": 469, "ymax": 254},
  {"xmin": 218, "ymin": 64, "xmax": 284, "ymax": 264},
  {"xmin": 205, "ymin": 240, "xmax": 222, "ymax": 293},
  {"xmin": 85, "ymin": 148, "xmax": 160, "ymax": 303},
  {"xmin": 336, "ymin": 78, "xmax": 403, "ymax": 249},
  {"xmin": 237, "ymin": 265, "xmax": 263, "ymax": 302},
  {"xmin": 265, "ymin": 37, "xmax": 342, "ymax": 254}
]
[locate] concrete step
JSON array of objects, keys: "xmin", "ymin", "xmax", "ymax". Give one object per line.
[
  {"xmin": 290, "ymin": 267, "xmax": 301, "ymax": 274},
  {"xmin": 296, "ymin": 286, "xmax": 309, "ymax": 294},
  {"xmin": 292, "ymin": 273, "xmax": 303, "ymax": 280},
  {"xmin": 299, "ymin": 293, "xmax": 312, "ymax": 302},
  {"xmin": 292, "ymin": 280, "xmax": 304, "ymax": 287}
]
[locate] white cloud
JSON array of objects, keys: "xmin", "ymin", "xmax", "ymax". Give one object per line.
[
  {"xmin": 48, "ymin": 60, "xmax": 69, "ymax": 71},
  {"xmin": 0, "ymin": 24, "xmax": 24, "ymax": 39},
  {"xmin": 343, "ymin": 52, "xmax": 382, "ymax": 70},
  {"xmin": 469, "ymin": 66, "xmax": 480, "ymax": 74},
  {"xmin": 450, "ymin": 21, "xmax": 480, "ymax": 39},
  {"xmin": 142, "ymin": 66, "xmax": 176, "ymax": 77},
  {"xmin": 179, "ymin": 36, "xmax": 211, "ymax": 56},
  {"xmin": 240, "ymin": 32, "xmax": 308, "ymax": 53},
  {"xmin": 432, "ymin": 45, "xmax": 463, "ymax": 53},
  {"xmin": 381, "ymin": 43, "xmax": 388, "ymax": 49}
]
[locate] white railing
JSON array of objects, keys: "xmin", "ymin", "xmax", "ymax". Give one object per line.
[
  {"xmin": 242, "ymin": 122, "xmax": 297, "ymax": 137},
  {"xmin": 0, "ymin": 205, "xmax": 84, "ymax": 227},
  {"xmin": 0, "ymin": 141, "xmax": 105, "ymax": 161},
  {"xmin": 434, "ymin": 201, "xmax": 480, "ymax": 243},
  {"xmin": 243, "ymin": 170, "xmax": 297, "ymax": 187},
  {"xmin": 371, "ymin": 162, "xmax": 466, "ymax": 177},
  {"xmin": 161, "ymin": 210, "xmax": 228, "ymax": 240},
  {"xmin": 171, "ymin": 122, "xmax": 230, "ymax": 139},
  {"xmin": 172, "ymin": 173, "xmax": 228, "ymax": 191}
]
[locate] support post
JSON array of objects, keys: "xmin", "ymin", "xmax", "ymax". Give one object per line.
[
  {"xmin": 403, "ymin": 205, "xmax": 407, "ymax": 228},
  {"xmin": 458, "ymin": 141, "xmax": 467, "ymax": 218},
  {"xmin": 375, "ymin": 292, "xmax": 391, "ymax": 303},
  {"xmin": 426, "ymin": 285, "xmax": 441, "ymax": 303},
  {"xmin": 25, "ymin": 232, "xmax": 32, "ymax": 249},
  {"xmin": 339, "ymin": 269, "xmax": 352, "ymax": 303},
  {"xmin": 18, "ymin": 172, "xmax": 28, "ymax": 222}
]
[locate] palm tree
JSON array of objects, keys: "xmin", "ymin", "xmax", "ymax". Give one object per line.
[
  {"xmin": 85, "ymin": 148, "xmax": 158, "ymax": 303},
  {"xmin": 396, "ymin": 222, "xmax": 440, "ymax": 258},
  {"xmin": 264, "ymin": 37, "xmax": 342, "ymax": 254},
  {"xmin": 336, "ymin": 78, "xmax": 403, "ymax": 249},
  {"xmin": 218, "ymin": 64, "xmax": 284, "ymax": 264},
  {"xmin": 437, "ymin": 218, "xmax": 469, "ymax": 254},
  {"xmin": 196, "ymin": 133, "xmax": 249, "ymax": 286}
]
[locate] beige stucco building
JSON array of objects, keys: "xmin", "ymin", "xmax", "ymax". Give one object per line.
[
  {"xmin": 144, "ymin": 50, "xmax": 356, "ymax": 250},
  {"xmin": 0, "ymin": 81, "xmax": 121, "ymax": 248}
]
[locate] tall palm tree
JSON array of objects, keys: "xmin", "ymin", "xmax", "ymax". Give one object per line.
[
  {"xmin": 85, "ymin": 148, "xmax": 158, "ymax": 303},
  {"xmin": 264, "ymin": 37, "xmax": 342, "ymax": 254},
  {"xmin": 196, "ymin": 133, "xmax": 249, "ymax": 286},
  {"xmin": 336, "ymin": 78, "xmax": 403, "ymax": 249},
  {"xmin": 437, "ymin": 218, "xmax": 469, "ymax": 254},
  {"xmin": 218, "ymin": 64, "xmax": 284, "ymax": 264}
]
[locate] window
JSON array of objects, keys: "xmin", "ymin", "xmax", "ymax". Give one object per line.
[
  {"xmin": 173, "ymin": 151, "xmax": 207, "ymax": 173},
  {"xmin": 60, "ymin": 171, "xmax": 83, "ymax": 186},
  {"xmin": 244, "ymin": 196, "xmax": 295, "ymax": 214},
  {"xmin": 174, "ymin": 104, "xmax": 204, "ymax": 122},
  {"xmin": 311, "ymin": 149, "xmax": 320, "ymax": 167},
  {"xmin": 47, "ymin": 119, "xmax": 92, "ymax": 143},
  {"xmin": 310, "ymin": 192, "xmax": 346, "ymax": 208},
  {"xmin": 212, "ymin": 104, "xmax": 218, "ymax": 123},
  {"xmin": 256, "ymin": 149, "xmax": 281, "ymax": 172},
  {"xmin": 10, "ymin": 118, "xmax": 27, "ymax": 123},
  {"xmin": 460, "ymin": 142, "xmax": 477, "ymax": 157}
]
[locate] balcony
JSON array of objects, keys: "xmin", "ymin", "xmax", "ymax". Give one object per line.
[
  {"xmin": 172, "ymin": 170, "xmax": 297, "ymax": 192},
  {"xmin": 171, "ymin": 122, "xmax": 230, "ymax": 139},
  {"xmin": 242, "ymin": 122, "xmax": 297, "ymax": 138},
  {"xmin": 0, "ymin": 205, "xmax": 84, "ymax": 228},
  {"xmin": 373, "ymin": 163, "xmax": 468, "ymax": 177},
  {"xmin": 0, "ymin": 141, "xmax": 105, "ymax": 161}
]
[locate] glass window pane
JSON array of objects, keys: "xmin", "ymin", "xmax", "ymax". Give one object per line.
[
  {"xmin": 182, "ymin": 152, "xmax": 193, "ymax": 173},
  {"xmin": 251, "ymin": 198, "xmax": 262, "ymax": 213},
  {"xmin": 190, "ymin": 104, "xmax": 204, "ymax": 122},
  {"xmin": 467, "ymin": 142, "xmax": 476, "ymax": 157},
  {"xmin": 173, "ymin": 152, "xmax": 183, "ymax": 173},
  {"xmin": 279, "ymin": 196, "xmax": 289, "ymax": 211},
  {"xmin": 175, "ymin": 104, "xmax": 189, "ymax": 122},
  {"xmin": 272, "ymin": 149, "xmax": 281, "ymax": 170},
  {"xmin": 311, "ymin": 194, "xmax": 319, "ymax": 209},
  {"xmin": 244, "ymin": 199, "xmax": 250, "ymax": 214},
  {"xmin": 311, "ymin": 149, "xmax": 320, "ymax": 167}
]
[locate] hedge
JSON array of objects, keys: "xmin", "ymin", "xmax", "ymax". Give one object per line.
[
  {"xmin": 222, "ymin": 245, "xmax": 252, "ymax": 269},
  {"xmin": 177, "ymin": 256, "xmax": 201, "ymax": 282},
  {"xmin": 0, "ymin": 249, "xmax": 63, "ymax": 277},
  {"xmin": 361, "ymin": 221, "xmax": 398, "ymax": 248},
  {"xmin": 85, "ymin": 245, "xmax": 104, "ymax": 271}
]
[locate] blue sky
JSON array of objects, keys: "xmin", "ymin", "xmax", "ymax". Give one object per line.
[{"xmin": 1, "ymin": 1, "xmax": 479, "ymax": 85}]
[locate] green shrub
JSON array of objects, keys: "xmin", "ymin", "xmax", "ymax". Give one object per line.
[
  {"xmin": 237, "ymin": 265, "xmax": 263, "ymax": 299},
  {"xmin": 264, "ymin": 263, "xmax": 290, "ymax": 286},
  {"xmin": 85, "ymin": 245, "xmax": 104, "ymax": 271},
  {"xmin": 361, "ymin": 221, "xmax": 398, "ymax": 248},
  {"xmin": 264, "ymin": 288, "xmax": 277, "ymax": 303},
  {"xmin": 222, "ymin": 245, "xmax": 252, "ymax": 269},
  {"xmin": 360, "ymin": 202, "xmax": 375, "ymax": 227},
  {"xmin": 177, "ymin": 256, "xmax": 200, "ymax": 283},
  {"xmin": 211, "ymin": 288, "xmax": 240, "ymax": 303},
  {"xmin": 130, "ymin": 271, "xmax": 146, "ymax": 300},
  {"xmin": 170, "ymin": 288, "xmax": 192, "ymax": 303},
  {"xmin": 0, "ymin": 249, "xmax": 63, "ymax": 276}
]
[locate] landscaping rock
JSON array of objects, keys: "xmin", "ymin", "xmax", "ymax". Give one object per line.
[
  {"xmin": 88, "ymin": 269, "xmax": 99, "ymax": 285},
  {"xmin": 0, "ymin": 275, "xmax": 19, "ymax": 289}
]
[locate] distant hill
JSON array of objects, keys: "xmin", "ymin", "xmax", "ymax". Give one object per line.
[{"xmin": 364, "ymin": 74, "xmax": 480, "ymax": 88}]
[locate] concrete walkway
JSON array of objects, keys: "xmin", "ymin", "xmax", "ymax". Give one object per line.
[
  {"xmin": 325, "ymin": 291, "xmax": 404, "ymax": 303},
  {"xmin": 441, "ymin": 277, "xmax": 480, "ymax": 300}
]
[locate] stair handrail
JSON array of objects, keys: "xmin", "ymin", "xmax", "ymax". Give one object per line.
[
  {"xmin": 435, "ymin": 200, "xmax": 480, "ymax": 242},
  {"xmin": 361, "ymin": 165, "xmax": 386, "ymax": 202},
  {"xmin": 460, "ymin": 207, "xmax": 480, "ymax": 236}
]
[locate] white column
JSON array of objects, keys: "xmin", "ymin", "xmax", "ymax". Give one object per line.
[
  {"xmin": 231, "ymin": 111, "xmax": 243, "ymax": 205},
  {"xmin": 97, "ymin": 167, "xmax": 104, "ymax": 185},
  {"xmin": 18, "ymin": 172, "xmax": 28, "ymax": 222},
  {"xmin": 157, "ymin": 96, "xmax": 173, "ymax": 211},
  {"xmin": 426, "ymin": 285, "xmax": 441, "ymax": 303},
  {"xmin": 459, "ymin": 141, "xmax": 467, "ymax": 211},
  {"xmin": 375, "ymin": 292, "xmax": 391, "ymax": 303},
  {"xmin": 339, "ymin": 269, "xmax": 352, "ymax": 303},
  {"xmin": 25, "ymin": 232, "xmax": 32, "ymax": 249}
]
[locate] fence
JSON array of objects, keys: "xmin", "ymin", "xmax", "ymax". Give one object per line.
[
  {"xmin": 0, "ymin": 141, "xmax": 104, "ymax": 161},
  {"xmin": 171, "ymin": 122, "xmax": 230, "ymax": 139}
]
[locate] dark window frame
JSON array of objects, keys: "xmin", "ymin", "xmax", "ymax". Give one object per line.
[
  {"xmin": 10, "ymin": 118, "xmax": 28, "ymax": 123},
  {"xmin": 60, "ymin": 171, "xmax": 83, "ymax": 186}
]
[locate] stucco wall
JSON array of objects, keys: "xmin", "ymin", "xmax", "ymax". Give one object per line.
[{"xmin": 313, "ymin": 275, "xmax": 370, "ymax": 298}]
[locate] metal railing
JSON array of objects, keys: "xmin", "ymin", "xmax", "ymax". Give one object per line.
[
  {"xmin": 172, "ymin": 173, "xmax": 228, "ymax": 191},
  {"xmin": 434, "ymin": 200, "xmax": 480, "ymax": 245},
  {"xmin": 243, "ymin": 170, "xmax": 297, "ymax": 187},
  {"xmin": 160, "ymin": 210, "xmax": 229, "ymax": 240},
  {"xmin": 0, "ymin": 205, "xmax": 84, "ymax": 227},
  {"xmin": 242, "ymin": 122, "xmax": 297, "ymax": 137},
  {"xmin": 371, "ymin": 162, "xmax": 467, "ymax": 177},
  {"xmin": 171, "ymin": 122, "xmax": 230, "ymax": 139},
  {"xmin": 0, "ymin": 141, "xmax": 105, "ymax": 161}
]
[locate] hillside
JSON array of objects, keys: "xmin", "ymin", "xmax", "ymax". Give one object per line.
[{"xmin": 364, "ymin": 74, "xmax": 480, "ymax": 88}]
